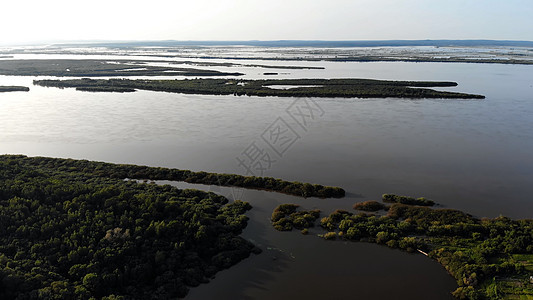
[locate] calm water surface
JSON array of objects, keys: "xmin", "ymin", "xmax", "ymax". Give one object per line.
[{"xmin": 1, "ymin": 56, "xmax": 532, "ymax": 299}]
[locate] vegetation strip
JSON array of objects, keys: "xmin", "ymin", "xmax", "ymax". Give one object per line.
[
  {"xmin": 167, "ymin": 60, "xmax": 325, "ymax": 70},
  {"xmin": 172, "ymin": 54, "xmax": 533, "ymax": 65},
  {"xmin": 34, "ymin": 78, "xmax": 485, "ymax": 99},
  {"xmin": 1, "ymin": 155, "xmax": 345, "ymax": 198},
  {"xmin": 382, "ymin": 193, "xmax": 435, "ymax": 206},
  {"xmin": 273, "ymin": 200, "xmax": 533, "ymax": 299}
]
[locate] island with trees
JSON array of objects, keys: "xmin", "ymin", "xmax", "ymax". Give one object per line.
[
  {"xmin": 0, "ymin": 155, "xmax": 264, "ymax": 299},
  {"xmin": 270, "ymin": 204, "xmax": 320, "ymax": 233},
  {"xmin": 0, "ymin": 86, "xmax": 29, "ymax": 92},
  {"xmin": 34, "ymin": 78, "xmax": 485, "ymax": 99},
  {"xmin": 273, "ymin": 199, "xmax": 533, "ymax": 299}
]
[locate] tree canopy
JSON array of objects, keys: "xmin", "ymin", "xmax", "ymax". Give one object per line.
[{"xmin": 0, "ymin": 155, "xmax": 259, "ymax": 299}]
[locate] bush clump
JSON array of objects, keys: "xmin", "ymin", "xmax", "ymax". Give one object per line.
[
  {"xmin": 271, "ymin": 204, "xmax": 320, "ymax": 231},
  {"xmin": 353, "ymin": 200, "xmax": 388, "ymax": 211},
  {"xmin": 382, "ymin": 194, "xmax": 435, "ymax": 206}
]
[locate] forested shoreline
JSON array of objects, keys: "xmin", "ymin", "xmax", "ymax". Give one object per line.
[
  {"xmin": 272, "ymin": 199, "xmax": 533, "ymax": 299},
  {"xmin": 0, "ymin": 155, "xmax": 260, "ymax": 299}
]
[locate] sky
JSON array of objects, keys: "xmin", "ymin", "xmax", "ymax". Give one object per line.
[{"xmin": 1, "ymin": 0, "xmax": 533, "ymax": 45}]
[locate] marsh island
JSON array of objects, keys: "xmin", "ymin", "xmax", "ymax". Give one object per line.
[
  {"xmin": 34, "ymin": 78, "xmax": 485, "ymax": 99},
  {"xmin": 0, "ymin": 86, "xmax": 29, "ymax": 92}
]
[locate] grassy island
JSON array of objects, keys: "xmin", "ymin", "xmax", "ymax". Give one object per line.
[
  {"xmin": 33, "ymin": 78, "xmax": 486, "ymax": 99},
  {"xmin": 0, "ymin": 59, "xmax": 243, "ymax": 77},
  {"xmin": 274, "ymin": 202, "xmax": 533, "ymax": 299},
  {"xmin": 0, "ymin": 86, "xmax": 29, "ymax": 92},
  {"xmin": 0, "ymin": 155, "xmax": 260, "ymax": 299}
]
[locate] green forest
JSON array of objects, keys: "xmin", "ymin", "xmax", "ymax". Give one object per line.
[
  {"xmin": 3, "ymin": 154, "xmax": 531, "ymax": 299},
  {"xmin": 33, "ymin": 78, "xmax": 485, "ymax": 99},
  {"xmin": 274, "ymin": 200, "xmax": 533, "ymax": 299},
  {"xmin": 0, "ymin": 155, "xmax": 261, "ymax": 299}
]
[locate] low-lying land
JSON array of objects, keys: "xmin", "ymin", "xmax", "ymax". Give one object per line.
[
  {"xmin": 1, "ymin": 155, "xmax": 345, "ymax": 198},
  {"xmin": 0, "ymin": 86, "xmax": 29, "ymax": 92},
  {"xmin": 167, "ymin": 60, "xmax": 325, "ymax": 70},
  {"xmin": 274, "ymin": 202, "xmax": 533, "ymax": 299},
  {"xmin": 326, "ymin": 56, "xmax": 533, "ymax": 65},
  {"xmin": 0, "ymin": 155, "xmax": 259, "ymax": 299},
  {"xmin": 75, "ymin": 86, "xmax": 136, "ymax": 93},
  {"xmin": 0, "ymin": 59, "xmax": 243, "ymax": 77},
  {"xmin": 182, "ymin": 55, "xmax": 533, "ymax": 65},
  {"xmin": 34, "ymin": 78, "xmax": 486, "ymax": 99}
]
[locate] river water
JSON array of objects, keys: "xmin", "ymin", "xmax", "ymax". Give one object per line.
[{"xmin": 1, "ymin": 52, "xmax": 532, "ymax": 299}]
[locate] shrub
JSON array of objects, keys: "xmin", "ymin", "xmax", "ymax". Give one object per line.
[
  {"xmin": 382, "ymin": 194, "xmax": 435, "ymax": 206},
  {"xmin": 353, "ymin": 201, "xmax": 387, "ymax": 211},
  {"xmin": 323, "ymin": 232, "xmax": 337, "ymax": 240}
]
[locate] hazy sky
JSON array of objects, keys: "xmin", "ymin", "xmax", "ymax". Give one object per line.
[{"xmin": 2, "ymin": 0, "xmax": 532, "ymax": 45}]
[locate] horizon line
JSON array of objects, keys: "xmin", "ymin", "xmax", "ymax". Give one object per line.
[{"xmin": 2, "ymin": 39, "xmax": 533, "ymax": 47}]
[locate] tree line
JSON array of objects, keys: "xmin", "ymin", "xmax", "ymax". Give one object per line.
[{"xmin": 2, "ymin": 155, "xmax": 345, "ymax": 199}]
